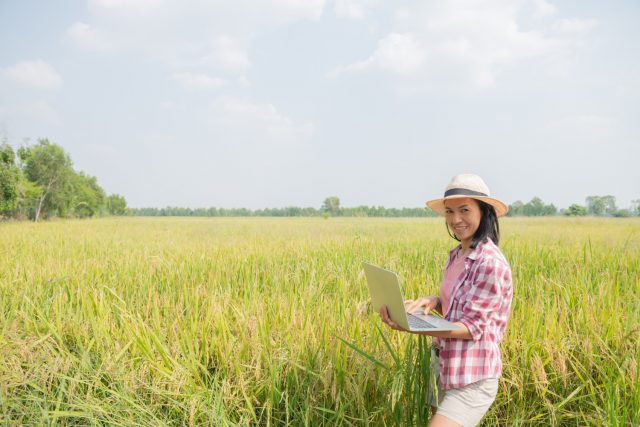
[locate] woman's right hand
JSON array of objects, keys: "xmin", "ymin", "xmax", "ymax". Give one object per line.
[
  {"xmin": 404, "ymin": 296, "xmax": 441, "ymax": 315},
  {"xmin": 379, "ymin": 305, "xmax": 407, "ymax": 332}
]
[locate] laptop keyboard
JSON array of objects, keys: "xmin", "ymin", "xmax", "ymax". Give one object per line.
[{"xmin": 407, "ymin": 313, "xmax": 437, "ymax": 329}]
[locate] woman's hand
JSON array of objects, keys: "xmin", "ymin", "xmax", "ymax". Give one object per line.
[
  {"xmin": 380, "ymin": 297, "xmax": 474, "ymax": 339},
  {"xmin": 379, "ymin": 296, "xmax": 441, "ymax": 333},
  {"xmin": 379, "ymin": 305, "xmax": 407, "ymax": 332},
  {"xmin": 404, "ymin": 296, "xmax": 441, "ymax": 316}
]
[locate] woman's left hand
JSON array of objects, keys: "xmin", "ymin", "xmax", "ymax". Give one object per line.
[{"xmin": 379, "ymin": 305, "xmax": 408, "ymax": 332}]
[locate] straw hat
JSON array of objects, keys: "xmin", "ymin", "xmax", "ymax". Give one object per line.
[{"xmin": 426, "ymin": 174, "xmax": 509, "ymax": 217}]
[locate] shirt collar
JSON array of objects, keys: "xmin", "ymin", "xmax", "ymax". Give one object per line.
[{"xmin": 450, "ymin": 237, "xmax": 494, "ymax": 262}]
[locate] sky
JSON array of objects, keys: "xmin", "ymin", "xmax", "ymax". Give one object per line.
[{"xmin": 1, "ymin": 0, "xmax": 638, "ymax": 210}]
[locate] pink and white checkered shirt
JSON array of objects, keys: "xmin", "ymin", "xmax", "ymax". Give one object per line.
[{"xmin": 436, "ymin": 238, "xmax": 513, "ymax": 390}]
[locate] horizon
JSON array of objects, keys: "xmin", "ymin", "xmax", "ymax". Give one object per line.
[{"xmin": 4, "ymin": 137, "xmax": 638, "ymax": 212}]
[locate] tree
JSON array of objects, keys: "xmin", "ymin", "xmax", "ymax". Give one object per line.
[
  {"xmin": 631, "ymin": 199, "xmax": 640, "ymax": 216},
  {"xmin": 106, "ymin": 194, "xmax": 127, "ymax": 215},
  {"xmin": 586, "ymin": 195, "xmax": 617, "ymax": 216},
  {"xmin": 601, "ymin": 195, "xmax": 617, "ymax": 216},
  {"xmin": 0, "ymin": 143, "xmax": 20, "ymax": 215},
  {"xmin": 613, "ymin": 209, "xmax": 631, "ymax": 218},
  {"xmin": 15, "ymin": 178, "xmax": 42, "ymax": 220},
  {"xmin": 69, "ymin": 171, "xmax": 106, "ymax": 218},
  {"xmin": 19, "ymin": 139, "xmax": 73, "ymax": 221},
  {"xmin": 507, "ymin": 201, "xmax": 524, "ymax": 216},
  {"xmin": 586, "ymin": 196, "xmax": 605, "ymax": 216},
  {"xmin": 543, "ymin": 203, "xmax": 558, "ymax": 216},
  {"xmin": 0, "ymin": 137, "xmax": 125, "ymax": 221},
  {"xmin": 523, "ymin": 197, "xmax": 545, "ymax": 216},
  {"xmin": 565, "ymin": 203, "xmax": 587, "ymax": 216},
  {"xmin": 322, "ymin": 196, "xmax": 341, "ymax": 216},
  {"xmin": 507, "ymin": 198, "xmax": 556, "ymax": 216}
]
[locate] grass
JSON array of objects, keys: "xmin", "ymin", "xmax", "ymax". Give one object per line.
[{"xmin": 0, "ymin": 217, "xmax": 638, "ymax": 425}]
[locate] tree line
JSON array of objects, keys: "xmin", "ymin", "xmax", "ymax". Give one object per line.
[
  {"xmin": 128, "ymin": 204, "xmax": 438, "ymax": 218},
  {"xmin": 507, "ymin": 196, "xmax": 640, "ymax": 217},
  {"xmin": 0, "ymin": 139, "xmax": 126, "ymax": 221},
  {"xmin": 129, "ymin": 196, "xmax": 640, "ymax": 218},
  {"xmin": 2, "ymin": 140, "xmax": 638, "ymax": 220}
]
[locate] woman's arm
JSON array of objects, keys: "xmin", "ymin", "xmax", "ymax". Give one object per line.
[
  {"xmin": 379, "ymin": 305, "xmax": 474, "ymax": 340},
  {"xmin": 410, "ymin": 321, "xmax": 473, "ymax": 339}
]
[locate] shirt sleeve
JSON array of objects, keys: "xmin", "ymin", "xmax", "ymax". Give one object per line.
[{"xmin": 457, "ymin": 258, "xmax": 510, "ymax": 341}]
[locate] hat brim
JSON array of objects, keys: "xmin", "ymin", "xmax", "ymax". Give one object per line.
[{"xmin": 426, "ymin": 195, "xmax": 509, "ymax": 217}]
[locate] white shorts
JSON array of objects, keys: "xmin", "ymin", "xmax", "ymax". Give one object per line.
[{"xmin": 428, "ymin": 348, "xmax": 499, "ymax": 427}]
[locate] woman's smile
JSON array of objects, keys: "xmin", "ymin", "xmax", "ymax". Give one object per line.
[
  {"xmin": 453, "ymin": 225, "xmax": 471, "ymax": 238},
  {"xmin": 444, "ymin": 198, "xmax": 482, "ymax": 247}
]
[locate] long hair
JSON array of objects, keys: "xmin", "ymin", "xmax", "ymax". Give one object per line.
[{"xmin": 446, "ymin": 200, "xmax": 500, "ymax": 248}]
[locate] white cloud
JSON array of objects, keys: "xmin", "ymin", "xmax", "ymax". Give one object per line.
[
  {"xmin": 213, "ymin": 97, "xmax": 314, "ymax": 144},
  {"xmin": 236, "ymin": 76, "xmax": 251, "ymax": 87},
  {"xmin": 172, "ymin": 36, "xmax": 251, "ymax": 78},
  {"xmin": 333, "ymin": 0, "xmax": 377, "ymax": 19},
  {"xmin": 1, "ymin": 60, "xmax": 63, "ymax": 90},
  {"xmin": 173, "ymin": 72, "xmax": 227, "ymax": 91},
  {"xmin": 335, "ymin": 0, "xmax": 597, "ymax": 89},
  {"xmin": 552, "ymin": 18, "xmax": 598, "ymax": 35},
  {"xmin": 531, "ymin": 0, "xmax": 557, "ymax": 18},
  {"xmin": 66, "ymin": 22, "xmax": 111, "ymax": 50},
  {"xmin": 90, "ymin": 0, "xmax": 162, "ymax": 15},
  {"xmin": 210, "ymin": 36, "xmax": 251, "ymax": 73},
  {"xmin": 77, "ymin": 1, "xmax": 327, "ymax": 78},
  {"xmin": 86, "ymin": 1, "xmax": 326, "ymax": 39},
  {"xmin": 333, "ymin": 33, "xmax": 425, "ymax": 76},
  {"xmin": 93, "ymin": 0, "xmax": 158, "ymax": 6},
  {"xmin": 270, "ymin": 0, "xmax": 326, "ymax": 22}
]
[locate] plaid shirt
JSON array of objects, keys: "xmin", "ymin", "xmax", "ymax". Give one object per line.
[{"xmin": 436, "ymin": 238, "xmax": 513, "ymax": 390}]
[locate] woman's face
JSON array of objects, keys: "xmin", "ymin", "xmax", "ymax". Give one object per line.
[{"xmin": 444, "ymin": 197, "xmax": 482, "ymax": 243}]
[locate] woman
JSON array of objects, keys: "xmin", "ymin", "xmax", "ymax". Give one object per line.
[{"xmin": 380, "ymin": 173, "xmax": 513, "ymax": 427}]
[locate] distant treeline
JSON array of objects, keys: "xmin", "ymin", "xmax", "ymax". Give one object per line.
[
  {"xmin": 2, "ymin": 139, "xmax": 638, "ymax": 221},
  {"xmin": 508, "ymin": 195, "xmax": 639, "ymax": 217},
  {"xmin": 128, "ymin": 205, "xmax": 438, "ymax": 218},
  {"xmin": 0, "ymin": 139, "xmax": 126, "ymax": 221},
  {"xmin": 129, "ymin": 196, "xmax": 640, "ymax": 218}
]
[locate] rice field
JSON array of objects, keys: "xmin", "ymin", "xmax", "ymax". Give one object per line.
[{"xmin": 1, "ymin": 217, "xmax": 639, "ymax": 426}]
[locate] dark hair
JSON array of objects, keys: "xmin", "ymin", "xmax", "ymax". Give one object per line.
[{"xmin": 446, "ymin": 200, "xmax": 500, "ymax": 248}]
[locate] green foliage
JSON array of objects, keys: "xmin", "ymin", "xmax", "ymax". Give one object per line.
[
  {"xmin": 0, "ymin": 142, "xmax": 16, "ymax": 164},
  {"xmin": 22, "ymin": 139, "xmax": 72, "ymax": 184},
  {"xmin": 321, "ymin": 196, "xmax": 341, "ymax": 216},
  {"xmin": 128, "ymin": 205, "xmax": 438, "ymax": 218},
  {"xmin": 106, "ymin": 194, "xmax": 127, "ymax": 215},
  {"xmin": 0, "ymin": 167, "xmax": 19, "ymax": 213},
  {"xmin": 21, "ymin": 139, "xmax": 74, "ymax": 220},
  {"xmin": 69, "ymin": 172, "xmax": 106, "ymax": 218},
  {"xmin": 508, "ymin": 200, "xmax": 524, "ymax": 216},
  {"xmin": 15, "ymin": 177, "xmax": 43, "ymax": 219},
  {"xmin": 508, "ymin": 197, "xmax": 557, "ymax": 216},
  {"xmin": 0, "ymin": 143, "xmax": 20, "ymax": 214},
  {"xmin": 586, "ymin": 195, "xmax": 617, "ymax": 216},
  {"xmin": 338, "ymin": 327, "xmax": 434, "ymax": 425},
  {"xmin": 565, "ymin": 203, "xmax": 587, "ymax": 216},
  {"xmin": 613, "ymin": 209, "xmax": 632, "ymax": 218},
  {"xmin": 0, "ymin": 138, "xmax": 127, "ymax": 221}
]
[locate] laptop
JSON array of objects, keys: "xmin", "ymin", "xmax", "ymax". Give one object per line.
[{"xmin": 362, "ymin": 262, "xmax": 461, "ymax": 332}]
